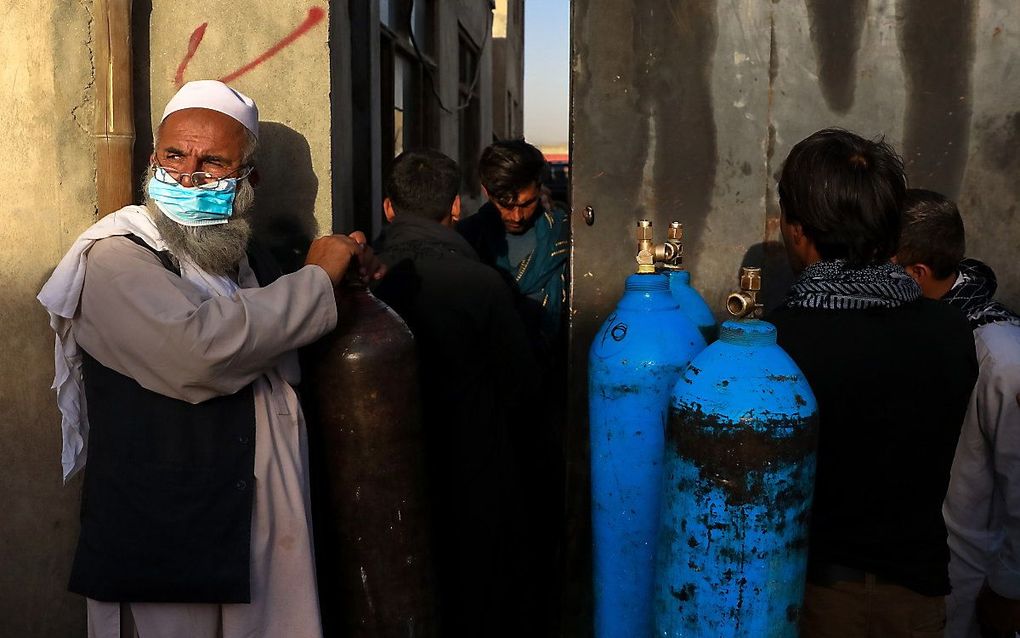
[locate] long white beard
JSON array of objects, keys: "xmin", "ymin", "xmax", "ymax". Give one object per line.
[{"xmin": 143, "ymin": 175, "xmax": 256, "ymax": 276}]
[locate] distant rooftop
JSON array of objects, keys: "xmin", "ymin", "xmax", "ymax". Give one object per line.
[{"xmin": 540, "ymin": 144, "xmax": 568, "ymax": 163}]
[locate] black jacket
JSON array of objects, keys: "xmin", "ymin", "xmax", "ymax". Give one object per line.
[
  {"xmin": 372, "ymin": 216, "xmax": 539, "ymax": 635},
  {"xmin": 768, "ymin": 298, "xmax": 978, "ymax": 596},
  {"xmin": 457, "ymin": 202, "xmax": 568, "ymax": 354}
]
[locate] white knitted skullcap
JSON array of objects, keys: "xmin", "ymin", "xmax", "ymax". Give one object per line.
[{"xmin": 161, "ymin": 80, "xmax": 259, "ymax": 138}]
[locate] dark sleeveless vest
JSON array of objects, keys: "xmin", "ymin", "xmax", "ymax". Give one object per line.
[{"xmin": 69, "ymin": 236, "xmax": 282, "ymax": 603}]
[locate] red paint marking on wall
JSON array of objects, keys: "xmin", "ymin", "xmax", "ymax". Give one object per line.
[
  {"xmin": 218, "ymin": 6, "xmax": 326, "ymax": 84},
  {"xmin": 174, "ymin": 22, "xmax": 208, "ymax": 87}
]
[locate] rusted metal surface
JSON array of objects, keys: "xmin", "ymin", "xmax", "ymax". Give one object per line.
[
  {"xmin": 666, "ymin": 406, "xmax": 817, "ymax": 507},
  {"xmin": 654, "ymin": 319, "xmax": 818, "ymax": 637},
  {"xmin": 304, "ymin": 286, "xmax": 437, "ymax": 637}
]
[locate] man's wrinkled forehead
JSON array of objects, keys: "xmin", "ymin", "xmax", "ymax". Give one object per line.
[{"xmin": 156, "ymin": 108, "xmax": 248, "ymax": 152}]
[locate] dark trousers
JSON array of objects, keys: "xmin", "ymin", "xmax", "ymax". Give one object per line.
[{"xmin": 802, "ymin": 574, "xmax": 946, "ymax": 638}]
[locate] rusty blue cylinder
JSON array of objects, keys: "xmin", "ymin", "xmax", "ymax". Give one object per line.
[
  {"xmin": 666, "ymin": 270, "xmax": 717, "ymax": 343},
  {"xmin": 654, "ymin": 319, "xmax": 818, "ymax": 638},
  {"xmin": 589, "ymin": 273, "xmax": 707, "ymax": 638}
]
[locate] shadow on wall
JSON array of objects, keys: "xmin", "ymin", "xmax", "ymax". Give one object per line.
[
  {"xmin": 741, "ymin": 241, "xmax": 795, "ymax": 314},
  {"xmin": 131, "ymin": 0, "xmax": 154, "ymax": 198},
  {"xmin": 252, "ymin": 122, "xmax": 319, "ymax": 274}
]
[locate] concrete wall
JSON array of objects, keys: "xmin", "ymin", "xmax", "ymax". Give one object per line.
[
  {"xmin": 492, "ymin": 0, "xmax": 525, "ymax": 140},
  {"xmin": 442, "ymin": 0, "xmax": 495, "ymax": 214},
  {"xmin": 763, "ymin": 0, "xmax": 1020, "ymax": 310},
  {"xmin": 359, "ymin": 0, "xmax": 496, "ymax": 218},
  {"xmin": 1, "ymin": 1, "xmax": 95, "ymax": 635},
  {"xmin": 572, "ymin": 0, "xmax": 1020, "ymax": 323}
]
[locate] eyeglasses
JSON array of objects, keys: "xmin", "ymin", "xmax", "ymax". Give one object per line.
[{"xmin": 151, "ymin": 162, "xmax": 253, "ymax": 190}]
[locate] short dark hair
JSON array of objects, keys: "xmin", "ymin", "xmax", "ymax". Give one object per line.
[
  {"xmin": 385, "ymin": 149, "xmax": 461, "ymax": 222},
  {"xmin": 778, "ymin": 128, "xmax": 906, "ymax": 266},
  {"xmin": 478, "ymin": 139, "xmax": 546, "ymax": 205},
  {"xmin": 897, "ymin": 188, "xmax": 965, "ymax": 279}
]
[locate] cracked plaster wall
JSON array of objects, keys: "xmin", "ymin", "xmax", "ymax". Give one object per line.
[{"xmin": 0, "ymin": 0, "xmax": 96, "ymax": 635}]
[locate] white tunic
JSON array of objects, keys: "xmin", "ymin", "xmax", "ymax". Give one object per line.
[
  {"xmin": 75, "ymin": 236, "xmax": 337, "ymax": 638},
  {"xmin": 944, "ymin": 320, "xmax": 1020, "ymax": 638}
]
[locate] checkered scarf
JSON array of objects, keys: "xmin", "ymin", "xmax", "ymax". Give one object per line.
[
  {"xmin": 941, "ymin": 258, "xmax": 1020, "ymax": 329},
  {"xmin": 784, "ymin": 259, "xmax": 922, "ymax": 310}
]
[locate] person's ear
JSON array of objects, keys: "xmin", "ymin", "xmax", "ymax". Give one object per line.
[
  {"xmin": 451, "ymin": 195, "xmax": 462, "ymax": 222},
  {"xmin": 481, "ymin": 185, "xmax": 490, "ymax": 201},
  {"xmin": 248, "ymin": 167, "xmax": 261, "ymax": 188},
  {"xmin": 903, "ymin": 263, "xmax": 930, "ymax": 285},
  {"xmin": 786, "ymin": 219, "xmax": 806, "ymax": 247},
  {"xmin": 383, "ymin": 197, "xmax": 396, "ymax": 222}
]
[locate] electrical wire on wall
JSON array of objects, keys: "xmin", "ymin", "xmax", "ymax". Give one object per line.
[{"xmin": 406, "ymin": 0, "xmax": 492, "ymax": 114}]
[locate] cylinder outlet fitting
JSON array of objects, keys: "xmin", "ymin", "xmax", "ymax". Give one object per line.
[
  {"xmin": 636, "ymin": 220, "xmax": 656, "ymax": 273},
  {"xmin": 726, "ymin": 266, "xmax": 763, "ymax": 319},
  {"xmin": 635, "ymin": 220, "xmax": 685, "ymax": 273},
  {"xmin": 657, "ymin": 221, "xmax": 684, "ymax": 270}
]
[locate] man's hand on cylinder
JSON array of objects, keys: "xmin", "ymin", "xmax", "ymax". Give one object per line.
[
  {"xmin": 347, "ymin": 231, "xmax": 386, "ymax": 284},
  {"xmin": 305, "ymin": 231, "xmax": 386, "ymax": 287}
]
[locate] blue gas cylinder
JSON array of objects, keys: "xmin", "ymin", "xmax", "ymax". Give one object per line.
[
  {"xmin": 654, "ymin": 319, "xmax": 818, "ymax": 638},
  {"xmin": 589, "ymin": 273, "xmax": 707, "ymax": 638},
  {"xmin": 666, "ymin": 270, "xmax": 717, "ymax": 343}
]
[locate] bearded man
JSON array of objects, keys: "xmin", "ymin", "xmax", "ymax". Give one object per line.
[{"xmin": 38, "ymin": 80, "xmax": 377, "ymax": 637}]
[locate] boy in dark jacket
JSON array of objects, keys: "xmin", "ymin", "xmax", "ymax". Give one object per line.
[{"xmin": 767, "ymin": 129, "xmax": 978, "ymax": 637}]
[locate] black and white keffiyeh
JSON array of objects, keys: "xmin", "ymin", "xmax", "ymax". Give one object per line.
[
  {"xmin": 784, "ymin": 259, "xmax": 922, "ymax": 310},
  {"xmin": 941, "ymin": 258, "xmax": 1020, "ymax": 329}
]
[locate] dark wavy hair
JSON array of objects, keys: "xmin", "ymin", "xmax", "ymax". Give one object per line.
[
  {"xmin": 897, "ymin": 188, "xmax": 966, "ymax": 279},
  {"xmin": 385, "ymin": 149, "xmax": 461, "ymax": 222},
  {"xmin": 778, "ymin": 128, "xmax": 906, "ymax": 266},
  {"xmin": 478, "ymin": 139, "xmax": 546, "ymax": 206}
]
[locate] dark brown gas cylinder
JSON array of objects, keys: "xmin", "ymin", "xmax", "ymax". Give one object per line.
[{"xmin": 305, "ymin": 283, "xmax": 437, "ymax": 637}]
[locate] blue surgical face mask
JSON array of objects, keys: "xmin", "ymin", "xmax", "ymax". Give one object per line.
[{"xmin": 147, "ymin": 167, "xmax": 239, "ymax": 227}]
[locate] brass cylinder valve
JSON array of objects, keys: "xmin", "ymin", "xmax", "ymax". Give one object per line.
[
  {"xmin": 636, "ymin": 220, "xmax": 655, "ymax": 273},
  {"xmin": 635, "ymin": 220, "xmax": 685, "ymax": 273},
  {"xmin": 726, "ymin": 266, "xmax": 763, "ymax": 319},
  {"xmin": 656, "ymin": 221, "xmax": 684, "ymax": 270}
]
